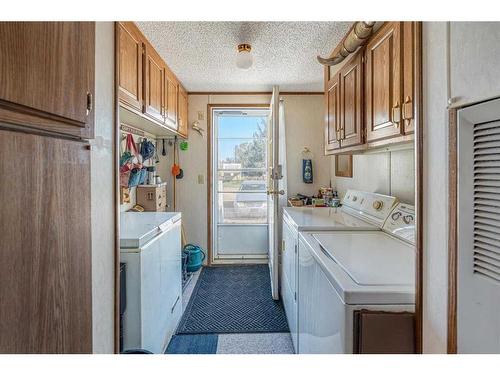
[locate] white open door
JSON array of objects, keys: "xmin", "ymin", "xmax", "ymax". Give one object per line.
[{"xmin": 267, "ymin": 86, "xmax": 281, "ymax": 300}]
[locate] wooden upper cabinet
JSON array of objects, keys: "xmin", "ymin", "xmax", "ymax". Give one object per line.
[
  {"xmin": 116, "ymin": 22, "xmax": 189, "ymax": 137},
  {"xmin": 365, "ymin": 22, "xmax": 403, "ymax": 143},
  {"xmin": 0, "ymin": 22, "xmax": 95, "ymax": 139},
  {"xmin": 325, "ymin": 72, "xmax": 341, "ymax": 152},
  {"xmin": 165, "ymin": 72, "xmax": 179, "ymax": 129},
  {"xmin": 340, "ymin": 51, "xmax": 364, "ymax": 148},
  {"xmin": 143, "ymin": 43, "xmax": 165, "ymax": 123},
  {"xmin": 117, "ymin": 22, "xmax": 143, "ymax": 112},
  {"xmin": 177, "ymin": 86, "xmax": 188, "ymax": 137}
]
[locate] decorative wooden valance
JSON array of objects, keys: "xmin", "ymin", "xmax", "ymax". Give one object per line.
[{"xmin": 317, "ymin": 21, "xmax": 376, "ymax": 66}]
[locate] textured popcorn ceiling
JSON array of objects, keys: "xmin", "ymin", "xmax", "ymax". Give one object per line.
[{"xmin": 136, "ymin": 22, "xmax": 352, "ymax": 92}]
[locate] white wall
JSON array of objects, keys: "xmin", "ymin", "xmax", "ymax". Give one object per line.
[
  {"xmin": 176, "ymin": 94, "xmax": 329, "ymax": 252},
  {"xmin": 331, "ymin": 149, "xmax": 415, "ymax": 204},
  {"xmin": 90, "ymin": 22, "xmax": 115, "ymax": 353},
  {"xmin": 422, "ymin": 22, "xmax": 449, "ymax": 354},
  {"xmin": 283, "ymin": 95, "xmax": 331, "ymax": 197},
  {"xmin": 422, "ymin": 21, "xmax": 500, "ymax": 353}
]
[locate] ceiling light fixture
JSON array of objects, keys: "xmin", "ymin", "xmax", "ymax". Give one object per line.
[{"xmin": 236, "ymin": 43, "xmax": 253, "ymax": 70}]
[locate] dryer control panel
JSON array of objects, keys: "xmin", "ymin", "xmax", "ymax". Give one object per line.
[{"xmin": 382, "ymin": 203, "xmax": 415, "ymax": 245}]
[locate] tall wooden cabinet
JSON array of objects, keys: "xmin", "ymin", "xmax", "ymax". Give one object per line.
[
  {"xmin": 0, "ymin": 22, "xmax": 94, "ymax": 353},
  {"xmin": 116, "ymin": 22, "xmax": 188, "ymax": 138},
  {"xmin": 324, "ymin": 21, "xmax": 421, "ymax": 155},
  {"xmin": 0, "ymin": 22, "xmax": 95, "ymax": 139}
]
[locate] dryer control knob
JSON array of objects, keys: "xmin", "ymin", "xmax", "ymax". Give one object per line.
[{"xmin": 372, "ymin": 200, "xmax": 383, "ymax": 210}]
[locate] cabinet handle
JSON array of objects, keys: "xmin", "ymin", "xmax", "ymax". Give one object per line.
[
  {"xmin": 392, "ymin": 102, "xmax": 401, "ymax": 128},
  {"xmin": 402, "ymin": 96, "xmax": 413, "ymax": 121},
  {"xmin": 86, "ymin": 92, "xmax": 93, "ymax": 115}
]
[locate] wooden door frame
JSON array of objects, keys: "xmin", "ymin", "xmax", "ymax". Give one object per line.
[
  {"xmin": 447, "ymin": 108, "xmax": 458, "ymax": 354},
  {"xmin": 206, "ymin": 103, "xmax": 270, "ymax": 265},
  {"xmin": 414, "ymin": 21, "xmax": 424, "ymax": 354},
  {"xmin": 113, "ymin": 21, "xmax": 121, "ymax": 354}
]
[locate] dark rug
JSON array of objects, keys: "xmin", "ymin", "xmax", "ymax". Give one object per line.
[
  {"xmin": 165, "ymin": 334, "xmax": 218, "ymax": 354},
  {"xmin": 176, "ymin": 265, "xmax": 289, "ymax": 334}
]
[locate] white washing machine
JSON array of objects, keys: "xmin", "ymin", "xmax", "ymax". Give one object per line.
[
  {"xmin": 281, "ymin": 190, "xmax": 398, "ymax": 352},
  {"xmin": 297, "ymin": 203, "xmax": 415, "ymax": 354}
]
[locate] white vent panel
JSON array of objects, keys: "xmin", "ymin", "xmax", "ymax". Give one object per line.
[{"xmin": 473, "ymin": 120, "xmax": 500, "ymax": 284}]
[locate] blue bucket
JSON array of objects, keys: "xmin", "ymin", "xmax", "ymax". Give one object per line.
[{"xmin": 183, "ymin": 244, "xmax": 206, "ymax": 273}]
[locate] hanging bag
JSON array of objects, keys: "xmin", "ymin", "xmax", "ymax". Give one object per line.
[
  {"xmin": 120, "ymin": 133, "xmax": 141, "ymax": 187},
  {"xmin": 140, "ymin": 138, "xmax": 156, "ymax": 161}
]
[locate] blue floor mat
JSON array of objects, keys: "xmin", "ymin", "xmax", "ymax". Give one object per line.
[
  {"xmin": 166, "ymin": 334, "xmax": 218, "ymax": 354},
  {"xmin": 176, "ymin": 265, "xmax": 289, "ymax": 334}
]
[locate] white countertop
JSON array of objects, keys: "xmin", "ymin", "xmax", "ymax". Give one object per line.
[
  {"xmin": 120, "ymin": 212, "xmax": 181, "ymax": 248},
  {"xmin": 283, "ymin": 206, "xmax": 379, "ymax": 231}
]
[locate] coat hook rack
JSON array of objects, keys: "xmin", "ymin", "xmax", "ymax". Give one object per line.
[
  {"xmin": 301, "ymin": 147, "xmax": 314, "ymax": 159},
  {"xmin": 120, "ymin": 123, "xmax": 145, "ymax": 137},
  {"xmin": 192, "ymin": 121, "xmax": 205, "ymax": 137}
]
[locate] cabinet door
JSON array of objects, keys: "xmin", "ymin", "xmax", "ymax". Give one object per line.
[
  {"xmin": 365, "ymin": 22, "xmax": 402, "ymax": 142},
  {"xmin": 340, "ymin": 51, "xmax": 364, "ymax": 148},
  {"xmin": 177, "ymin": 87, "xmax": 189, "ymax": 137},
  {"xmin": 402, "ymin": 22, "xmax": 418, "ymax": 135},
  {"xmin": 325, "ymin": 74, "xmax": 341, "ymax": 153},
  {"xmin": 0, "ymin": 129, "xmax": 92, "ymax": 353},
  {"xmin": 117, "ymin": 22, "xmax": 143, "ymax": 113},
  {"xmin": 0, "ymin": 22, "xmax": 95, "ymax": 139},
  {"xmin": 143, "ymin": 43, "xmax": 165, "ymax": 123},
  {"xmin": 165, "ymin": 73, "xmax": 178, "ymax": 129}
]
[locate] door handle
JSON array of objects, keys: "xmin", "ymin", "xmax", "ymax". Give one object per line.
[
  {"xmin": 402, "ymin": 96, "xmax": 413, "ymax": 121},
  {"xmin": 171, "ymin": 295, "xmax": 180, "ymax": 313},
  {"xmin": 86, "ymin": 92, "xmax": 93, "ymax": 115},
  {"xmin": 267, "ymin": 190, "xmax": 285, "ymax": 196},
  {"xmin": 392, "ymin": 101, "xmax": 401, "ymax": 128}
]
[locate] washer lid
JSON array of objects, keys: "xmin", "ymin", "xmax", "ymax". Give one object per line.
[
  {"xmin": 312, "ymin": 232, "xmax": 415, "ymax": 286},
  {"xmin": 283, "ymin": 207, "xmax": 378, "ymax": 231}
]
